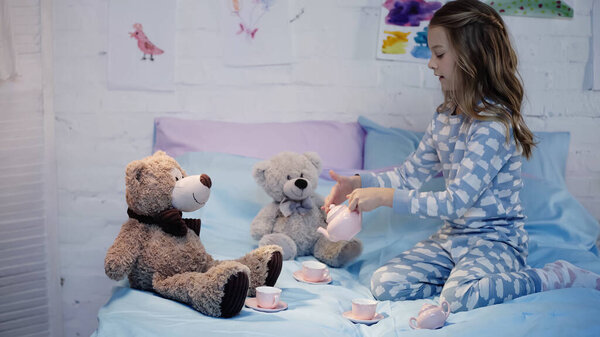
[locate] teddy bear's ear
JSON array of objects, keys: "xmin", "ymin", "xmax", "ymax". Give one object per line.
[
  {"xmin": 303, "ymin": 152, "xmax": 322, "ymax": 171},
  {"xmin": 153, "ymin": 150, "xmax": 167, "ymax": 158},
  {"xmin": 126, "ymin": 159, "xmax": 146, "ymax": 186},
  {"xmin": 252, "ymin": 160, "xmax": 269, "ymax": 187}
]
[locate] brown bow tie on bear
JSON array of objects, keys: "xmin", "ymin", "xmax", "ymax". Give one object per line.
[{"xmin": 127, "ymin": 208, "xmax": 201, "ymax": 237}]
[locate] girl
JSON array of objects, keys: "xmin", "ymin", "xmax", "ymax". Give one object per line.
[{"xmin": 323, "ymin": 0, "xmax": 600, "ymax": 313}]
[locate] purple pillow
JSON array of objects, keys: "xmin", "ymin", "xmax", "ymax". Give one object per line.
[{"xmin": 153, "ymin": 117, "xmax": 365, "ymax": 170}]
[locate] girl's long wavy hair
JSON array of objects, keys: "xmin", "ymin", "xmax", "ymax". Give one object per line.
[{"xmin": 430, "ymin": 0, "xmax": 535, "ymax": 158}]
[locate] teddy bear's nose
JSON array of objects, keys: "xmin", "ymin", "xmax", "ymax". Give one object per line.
[
  {"xmin": 200, "ymin": 174, "xmax": 212, "ymax": 188},
  {"xmin": 294, "ymin": 178, "xmax": 307, "ymax": 190}
]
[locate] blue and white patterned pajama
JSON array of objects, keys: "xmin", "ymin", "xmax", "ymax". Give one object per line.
[{"xmin": 360, "ymin": 109, "xmax": 542, "ymax": 313}]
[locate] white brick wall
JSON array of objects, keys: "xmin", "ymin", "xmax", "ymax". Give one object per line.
[{"xmin": 51, "ymin": 0, "xmax": 600, "ymax": 336}]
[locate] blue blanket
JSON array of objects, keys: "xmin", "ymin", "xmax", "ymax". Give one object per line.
[{"xmin": 92, "ymin": 151, "xmax": 600, "ymax": 337}]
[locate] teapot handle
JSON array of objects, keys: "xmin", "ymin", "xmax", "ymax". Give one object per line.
[
  {"xmin": 408, "ymin": 317, "xmax": 418, "ymax": 329},
  {"xmin": 322, "ymin": 268, "xmax": 330, "ymax": 281},
  {"xmin": 440, "ymin": 300, "xmax": 450, "ymax": 318}
]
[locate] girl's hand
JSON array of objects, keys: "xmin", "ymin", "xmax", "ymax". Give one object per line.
[
  {"xmin": 322, "ymin": 170, "xmax": 361, "ymax": 212},
  {"xmin": 346, "ymin": 187, "xmax": 394, "ymax": 213}
]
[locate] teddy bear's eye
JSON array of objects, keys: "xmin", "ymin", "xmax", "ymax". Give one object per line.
[
  {"xmin": 286, "ymin": 175, "xmax": 291, "ymax": 180},
  {"xmin": 169, "ymin": 168, "xmax": 184, "ymax": 182}
]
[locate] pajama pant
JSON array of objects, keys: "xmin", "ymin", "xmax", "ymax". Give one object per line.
[{"xmin": 370, "ymin": 235, "xmax": 542, "ymax": 313}]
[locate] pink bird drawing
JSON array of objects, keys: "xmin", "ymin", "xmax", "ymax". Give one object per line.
[{"xmin": 129, "ymin": 23, "xmax": 164, "ymax": 61}]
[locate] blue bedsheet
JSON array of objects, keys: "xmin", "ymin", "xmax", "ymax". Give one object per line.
[{"xmin": 92, "ymin": 151, "xmax": 600, "ymax": 337}]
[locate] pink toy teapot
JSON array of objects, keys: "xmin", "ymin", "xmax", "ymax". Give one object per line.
[
  {"xmin": 409, "ymin": 300, "xmax": 450, "ymax": 329},
  {"xmin": 317, "ymin": 204, "xmax": 362, "ymax": 242}
]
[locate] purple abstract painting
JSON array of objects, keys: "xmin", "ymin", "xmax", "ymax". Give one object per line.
[{"xmin": 383, "ymin": 0, "xmax": 442, "ymax": 27}]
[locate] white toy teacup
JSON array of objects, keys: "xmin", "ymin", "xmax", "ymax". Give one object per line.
[
  {"xmin": 409, "ymin": 300, "xmax": 450, "ymax": 329},
  {"xmin": 256, "ymin": 286, "xmax": 282, "ymax": 309},
  {"xmin": 317, "ymin": 204, "xmax": 362, "ymax": 242},
  {"xmin": 351, "ymin": 298, "xmax": 378, "ymax": 320},
  {"xmin": 301, "ymin": 260, "xmax": 330, "ymax": 282}
]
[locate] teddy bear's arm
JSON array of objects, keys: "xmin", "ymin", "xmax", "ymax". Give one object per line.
[
  {"xmin": 312, "ymin": 194, "xmax": 328, "ymax": 218},
  {"xmin": 312, "ymin": 194, "xmax": 325, "ymax": 208},
  {"xmin": 104, "ymin": 219, "xmax": 145, "ymax": 281},
  {"xmin": 250, "ymin": 202, "xmax": 279, "ymax": 241}
]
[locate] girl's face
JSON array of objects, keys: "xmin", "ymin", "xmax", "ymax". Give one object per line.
[{"xmin": 427, "ymin": 26, "xmax": 457, "ymax": 93}]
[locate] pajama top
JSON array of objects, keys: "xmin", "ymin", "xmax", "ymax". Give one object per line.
[{"xmin": 360, "ymin": 109, "xmax": 528, "ymax": 253}]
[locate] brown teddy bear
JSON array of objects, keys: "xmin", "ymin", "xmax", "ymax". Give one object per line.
[{"xmin": 104, "ymin": 151, "xmax": 283, "ymax": 318}]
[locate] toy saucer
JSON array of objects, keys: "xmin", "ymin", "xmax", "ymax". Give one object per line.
[
  {"xmin": 293, "ymin": 270, "xmax": 332, "ymax": 284},
  {"xmin": 342, "ymin": 311, "xmax": 384, "ymax": 325},
  {"xmin": 245, "ymin": 298, "xmax": 288, "ymax": 313}
]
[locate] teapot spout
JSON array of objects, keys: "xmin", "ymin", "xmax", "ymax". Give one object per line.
[{"xmin": 317, "ymin": 227, "xmax": 331, "ymax": 240}]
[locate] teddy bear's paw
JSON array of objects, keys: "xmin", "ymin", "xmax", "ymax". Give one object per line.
[
  {"xmin": 265, "ymin": 251, "xmax": 283, "ymax": 287},
  {"xmin": 235, "ymin": 245, "xmax": 283, "ymax": 296},
  {"xmin": 313, "ymin": 237, "xmax": 363, "ymax": 268},
  {"xmin": 259, "ymin": 233, "xmax": 297, "ymax": 260},
  {"xmin": 220, "ymin": 271, "xmax": 249, "ymax": 318},
  {"xmin": 104, "ymin": 258, "xmax": 127, "ymax": 281},
  {"xmin": 336, "ymin": 239, "xmax": 363, "ymax": 266}
]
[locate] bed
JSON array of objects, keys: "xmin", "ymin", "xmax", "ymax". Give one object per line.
[{"xmin": 91, "ymin": 116, "xmax": 600, "ymax": 337}]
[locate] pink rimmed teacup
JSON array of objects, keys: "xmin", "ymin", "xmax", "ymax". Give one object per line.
[
  {"xmin": 255, "ymin": 286, "xmax": 282, "ymax": 309},
  {"xmin": 301, "ymin": 261, "xmax": 330, "ymax": 282},
  {"xmin": 351, "ymin": 298, "xmax": 377, "ymax": 320}
]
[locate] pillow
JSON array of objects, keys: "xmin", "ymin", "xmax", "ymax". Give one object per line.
[
  {"xmin": 358, "ymin": 116, "xmax": 422, "ymax": 170},
  {"xmin": 154, "ymin": 117, "xmax": 365, "ymax": 171},
  {"xmin": 521, "ymin": 131, "xmax": 570, "ymax": 186},
  {"xmin": 520, "ymin": 176, "xmax": 599, "ymax": 258}
]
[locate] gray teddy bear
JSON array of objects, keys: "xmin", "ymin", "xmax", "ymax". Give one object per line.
[{"xmin": 250, "ymin": 151, "xmax": 362, "ymax": 267}]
